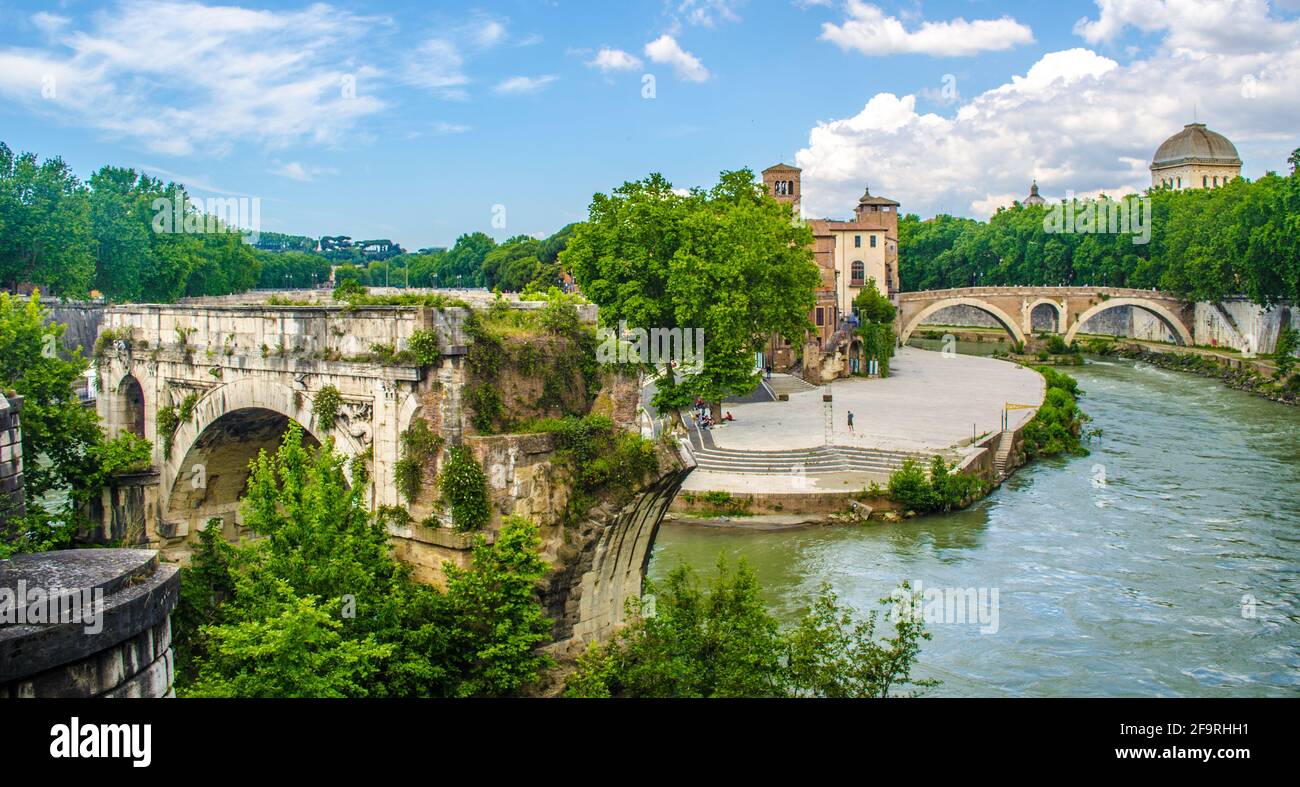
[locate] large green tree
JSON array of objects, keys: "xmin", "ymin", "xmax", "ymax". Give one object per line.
[
  {"xmin": 0, "ymin": 292, "xmax": 151, "ymax": 555},
  {"xmin": 564, "ymin": 169, "xmax": 820, "ymax": 413},
  {"xmin": 177, "ymin": 424, "xmax": 554, "ymax": 697}
]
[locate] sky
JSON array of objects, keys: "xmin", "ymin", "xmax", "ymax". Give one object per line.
[{"xmin": 1, "ymin": 0, "xmax": 1298, "ymax": 249}]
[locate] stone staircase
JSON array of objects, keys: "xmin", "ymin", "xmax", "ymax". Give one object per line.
[
  {"xmin": 993, "ymin": 430, "xmax": 1016, "ymax": 477},
  {"xmin": 691, "ymin": 443, "xmax": 926, "ymax": 476},
  {"xmin": 766, "ymin": 373, "xmax": 817, "ymax": 397}
]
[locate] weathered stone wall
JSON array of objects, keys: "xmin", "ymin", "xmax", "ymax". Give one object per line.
[
  {"xmin": 42, "ymin": 299, "xmax": 106, "ymax": 356},
  {"xmin": 1, "ymin": 549, "xmax": 179, "ymax": 698},
  {"xmin": 1194, "ymin": 299, "xmax": 1297, "ymax": 354},
  {"xmin": 0, "ymin": 395, "xmax": 24, "ymax": 527}
]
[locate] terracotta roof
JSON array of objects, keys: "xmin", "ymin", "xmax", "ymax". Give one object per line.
[
  {"xmin": 763, "ymin": 163, "xmax": 802, "ymax": 173},
  {"xmin": 857, "ymin": 185, "xmax": 899, "ymax": 206}
]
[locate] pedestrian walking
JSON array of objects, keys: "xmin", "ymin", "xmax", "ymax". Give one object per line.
[{"xmin": 847, "ymin": 410, "xmax": 855, "ymax": 433}]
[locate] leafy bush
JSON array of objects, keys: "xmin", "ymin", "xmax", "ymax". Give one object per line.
[
  {"xmin": 439, "ymin": 445, "xmax": 490, "ymax": 532},
  {"xmin": 312, "ymin": 385, "xmax": 342, "ymax": 431},
  {"xmin": 565, "ymin": 558, "xmax": 935, "ymax": 698},
  {"xmin": 395, "ymin": 420, "xmax": 443, "ymax": 503},
  {"xmin": 1021, "ymin": 367, "xmax": 1089, "ymax": 458},
  {"xmin": 887, "ymin": 456, "xmax": 986, "ymax": 513},
  {"xmin": 407, "ymin": 329, "xmax": 441, "ymax": 367},
  {"xmin": 175, "ymin": 426, "xmax": 553, "ymax": 697}
]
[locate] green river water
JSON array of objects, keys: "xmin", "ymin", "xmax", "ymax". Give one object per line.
[{"xmin": 648, "ymin": 353, "xmax": 1300, "ymax": 696}]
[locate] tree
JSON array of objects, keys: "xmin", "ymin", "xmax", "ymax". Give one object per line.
[
  {"xmin": 564, "ymin": 170, "xmax": 821, "ymax": 415},
  {"xmin": 1289, "ymin": 147, "xmax": 1299, "ymax": 176},
  {"xmin": 565, "ymin": 558, "xmax": 935, "ymax": 698},
  {"xmin": 0, "ymin": 292, "xmax": 151, "ymax": 555},
  {"xmin": 176, "ymin": 425, "xmax": 555, "ymax": 697},
  {"xmin": 0, "ymin": 144, "xmax": 94, "ymax": 295}
]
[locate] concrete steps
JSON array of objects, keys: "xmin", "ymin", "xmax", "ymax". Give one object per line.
[
  {"xmin": 691, "ymin": 443, "xmax": 927, "ymax": 475},
  {"xmin": 993, "ymin": 430, "xmax": 1016, "ymax": 476},
  {"xmin": 766, "ymin": 373, "xmax": 817, "ymax": 397}
]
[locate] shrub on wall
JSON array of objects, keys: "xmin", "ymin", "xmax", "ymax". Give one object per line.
[
  {"xmin": 440, "ymin": 445, "xmax": 490, "ymax": 532},
  {"xmin": 408, "ymin": 329, "xmax": 441, "ymax": 367},
  {"xmin": 313, "ymin": 385, "xmax": 342, "ymax": 431},
  {"xmin": 395, "ymin": 420, "xmax": 443, "ymax": 503},
  {"xmin": 888, "ymin": 456, "xmax": 986, "ymax": 514}
]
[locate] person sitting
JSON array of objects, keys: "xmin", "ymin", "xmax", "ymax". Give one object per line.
[{"xmin": 724, "ymin": 411, "xmax": 735, "ymax": 422}]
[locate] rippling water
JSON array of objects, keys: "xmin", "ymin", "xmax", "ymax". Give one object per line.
[{"xmin": 649, "ymin": 356, "xmax": 1300, "ymax": 696}]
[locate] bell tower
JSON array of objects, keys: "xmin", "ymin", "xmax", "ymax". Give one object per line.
[{"xmin": 762, "ymin": 163, "xmax": 802, "ymax": 215}]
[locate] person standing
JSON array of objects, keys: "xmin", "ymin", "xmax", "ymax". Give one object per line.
[{"xmin": 847, "ymin": 410, "xmax": 855, "ymax": 433}]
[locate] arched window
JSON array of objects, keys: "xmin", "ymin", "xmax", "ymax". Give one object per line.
[{"xmin": 850, "ymin": 261, "xmax": 865, "ymax": 286}]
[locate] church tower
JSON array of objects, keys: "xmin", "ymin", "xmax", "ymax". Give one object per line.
[{"xmin": 762, "ymin": 163, "xmax": 801, "ymax": 215}]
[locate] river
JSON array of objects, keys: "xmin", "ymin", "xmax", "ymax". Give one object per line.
[{"xmin": 648, "ymin": 353, "xmax": 1300, "ymax": 696}]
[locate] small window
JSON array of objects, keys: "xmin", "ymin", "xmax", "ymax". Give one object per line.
[
  {"xmin": 854, "ymin": 235, "xmax": 861, "ymax": 248},
  {"xmin": 816, "ymin": 308, "xmax": 824, "ymax": 326},
  {"xmin": 870, "ymin": 235, "xmax": 877, "ymax": 248},
  {"xmin": 1203, "ymin": 176, "xmax": 1208, "ymax": 187}
]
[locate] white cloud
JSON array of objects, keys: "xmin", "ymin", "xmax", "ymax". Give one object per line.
[
  {"xmin": 821, "ymin": 1, "xmax": 1035, "ymax": 57},
  {"xmin": 0, "ymin": 1, "xmax": 387, "ymax": 156},
  {"xmin": 676, "ymin": 0, "xmax": 744, "ymax": 27},
  {"xmin": 587, "ymin": 47, "xmax": 644, "ymax": 72},
  {"xmin": 493, "ymin": 75, "xmax": 558, "ymax": 94},
  {"xmin": 432, "ymin": 121, "xmax": 471, "ymax": 134},
  {"xmin": 644, "ymin": 35, "xmax": 710, "ymax": 82},
  {"xmin": 406, "ymin": 38, "xmax": 470, "ymax": 98},
  {"xmin": 795, "ymin": 22, "xmax": 1300, "ymax": 221},
  {"xmin": 1074, "ymin": 0, "xmax": 1300, "ymax": 54},
  {"xmin": 270, "ymin": 160, "xmax": 337, "ymax": 182},
  {"xmin": 474, "ymin": 20, "xmax": 507, "ymax": 48}
]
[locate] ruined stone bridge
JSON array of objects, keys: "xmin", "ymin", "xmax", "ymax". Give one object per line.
[
  {"xmin": 897, "ymin": 286, "xmax": 1195, "ymax": 347},
  {"xmin": 89, "ymin": 292, "xmax": 691, "ymax": 646}
]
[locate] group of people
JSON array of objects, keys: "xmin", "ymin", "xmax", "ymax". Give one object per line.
[{"xmin": 691, "ymin": 397, "xmax": 734, "ymax": 430}]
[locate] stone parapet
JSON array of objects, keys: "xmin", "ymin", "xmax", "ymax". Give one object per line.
[{"xmin": 1, "ymin": 549, "xmax": 179, "ymax": 697}]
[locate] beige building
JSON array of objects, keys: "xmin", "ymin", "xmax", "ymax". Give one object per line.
[
  {"xmin": 761, "ymin": 163, "xmax": 900, "ymax": 369},
  {"xmin": 1150, "ymin": 122, "xmax": 1242, "ymax": 190}
]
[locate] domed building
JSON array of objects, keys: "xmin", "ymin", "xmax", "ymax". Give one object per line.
[
  {"xmin": 1150, "ymin": 122, "xmax": 1242, "ymax": 190},
  {"xmin": 1023, "ymin": 180, "xmax": 1047, "ymax": 206}
]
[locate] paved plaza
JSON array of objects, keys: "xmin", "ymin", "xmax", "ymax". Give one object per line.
[{"xmin": 682, "ymin": 347, "xmax": 1045, "ymax": 493}]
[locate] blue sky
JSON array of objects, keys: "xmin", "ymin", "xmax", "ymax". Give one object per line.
[{"xmin": 1, "ymin": 1, "xmax": 1297, "ymax": 249}]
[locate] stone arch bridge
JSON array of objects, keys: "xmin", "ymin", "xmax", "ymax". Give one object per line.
[
  {"xmin": 897, "ymin": 287, "xmax": 1195, "ymax": 347},
  {"xmin": 88, "ymin": 294, "xmax": 689, "ymax": 646}
]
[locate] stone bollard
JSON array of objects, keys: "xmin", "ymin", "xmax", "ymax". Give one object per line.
[{"xmin": 0, "ymin": 549, "xmax": 179, "ymax": 698}]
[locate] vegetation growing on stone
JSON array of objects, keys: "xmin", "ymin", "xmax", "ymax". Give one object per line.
[
  {"xmin": 394, "ymin": 419, "xmax": 442, "ymax": 504},
  {"xmin": 565, "ymin": 558, "xmax": 935, "ymax": 698},
  {"xmin": 173, "ymin": 426, "xmax": 553, "ymax": 697},
  {"xmin": 311, "ymin": 385, "xmax": 342, "ymax": 431},
  {"xmin": 521, "ymin": 414, "xmax": 660, "ymax": 524},
  {"xmin": 439, "ymin": 445, "xmax": 490, "ymax": 532}
]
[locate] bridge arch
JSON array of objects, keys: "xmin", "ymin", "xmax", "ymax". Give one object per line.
[
  {"xmin": 1064, "ymin": 297, "xmax": 1193, "ymax": 347},
  {"xmin": 113, "ymin": 373, "xmax": 146, "ymax": 439},
  {"xmin": 900, "ymin": 297, "xmax": 1027, "ymax": 346},
  {"xmin": 161, "ymin": 378, "xmax": 365, "ymax": 537},
  {"xmin": 1025, "ymin": 298, "xmax": 1064, "ymax": 334}
]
